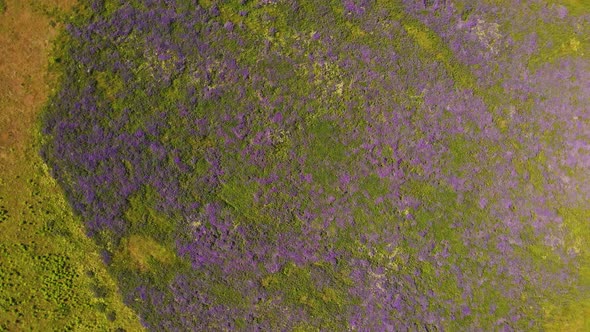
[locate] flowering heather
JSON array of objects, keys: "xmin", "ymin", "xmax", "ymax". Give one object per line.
[{"xmin": 41, "ymin": 0, "xmax": 590, "ymax": 330}]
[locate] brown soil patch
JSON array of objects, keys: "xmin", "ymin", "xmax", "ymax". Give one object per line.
[
  {"xmin": 0, "ymin": 0, "xmax": 75, "ymax": 166},
  {"xmin": 0, "ymin": 1, "xmax": 144, "ymax": 330}
]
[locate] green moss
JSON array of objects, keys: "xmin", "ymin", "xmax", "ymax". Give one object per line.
[
  {"xmin": 124, "ymin": 186, "xmax": 175, "ymax": 240},
  {"xmin": 512, "ymin": 152, "xmax": 546, "ymax": 191},
  {"xmin": 400, "ymin": 179, "xmax": 497, "ymax": 263},
  {"xmin": 242, "ymin": 2, "xmax": 291, "ymax": 42},
  {"xmin": 401, "ymin": 18, "xmax": 476, "ymax": 89},
  {"xmin": 446, "ymin": 135, "xmax": 478, "ymax": 169},
  {"xmin": 351, "ymin": 206, "xmax": 387, "ymax": 242},
  {"xmin": 96, "ymin": 70, "xmax": 124, "ymax": 101},
  {"xmin": 360, "ymin": 173, "xmax": 389, "ymax": 198},
  {"xmin": 558, "ymin": 207, "xmax": 590, "ymax": 257},
  {"xmin": 304, "ymin": 120, "xmax": 347, "ymax": 189},
  {"xmin": 539, "ymin": 238, "xmax": 586, "ymax": 332},
  {"xmin": 543, "ymin": 296, "xmax": 590, "ymax": 331},
  {"xmin": 218, "ymin": 178, "xmax": 262, "ymax": 224},
  {"xmin": 114, "ymin": 234, "xmax": 176, "ymax": 273},
  {"xmin": 527, "ymin": 27, "xmax": 586, "ymax": 70},
  {"xmin": 506, "ymin": 9, "xmax": 590, "ymax": 72},
  {"xmin": 262, "ymin": 261, "xmax": 351, "ymax": 329},
  {"xmin": 548, "ymin": 0, "xmax": 590, "ymax": 16},
  {"xmin": 234, "ymin": 317, "xmax": 247, "ymax": 329},
  {"xmin": 211, "ymin": 282, "xmax": 247, "ymax": 308}
]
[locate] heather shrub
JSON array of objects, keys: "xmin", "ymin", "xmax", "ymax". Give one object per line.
[{"xmin": 41, "ymin": 0, "xmax": 590, "ymax": 330}]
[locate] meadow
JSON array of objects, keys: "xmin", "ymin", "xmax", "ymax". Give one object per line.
[{"xmin": 2, "ymin": 0, "xmax": 590, "ymax": 330}]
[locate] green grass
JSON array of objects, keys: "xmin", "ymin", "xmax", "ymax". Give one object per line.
[
  {"xmin": 0, "ymin": 1, "xmax": 143, "ymax": 329},
  {"xmin": 4, "ymin": 0, "xmax": 588, "ymax": 330},
  {"xmin": 550, "ymin": 0, "xmax": 590, "ymax": 16},
  {"xmin": 261, "ymin": 261, "xmax": 353, "ymax": 330},
  {"xmin": 0, "ymin": 147, "xmax": 144, "ymax": 331}
]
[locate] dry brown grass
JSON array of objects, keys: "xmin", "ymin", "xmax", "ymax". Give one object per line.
[
  {"xmin": 0, "ymin": 0, "xmax": 74, "ymax": 160},
  {"xmin": 0, "ymin": 1, "xmax": 143, "ymax": 330}
]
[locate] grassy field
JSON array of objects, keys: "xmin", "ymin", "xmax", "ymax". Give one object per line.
[
  {"xmin": 0, "ymin": 0, "xmax": 143, "ymax": 330},
  {"xmin": 1, "ymin": 0, "xmax": 590, "ymax": 330}
]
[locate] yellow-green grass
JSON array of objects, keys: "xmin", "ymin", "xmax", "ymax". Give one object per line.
[{"xmin": 0, "ymin": 0, "xmax": 143, "ymax": 330}]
